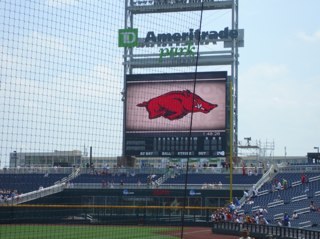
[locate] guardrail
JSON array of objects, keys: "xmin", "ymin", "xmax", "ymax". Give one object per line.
[
  {"xmin": 212, "ymin": 221, "xmax": 320, "ymax": 239},
  {"xmin": 278, "ymin": 165, "xmax": 320, "ymax": 173},
  {"xmin": 0, "ymin": 167, "xmax": 74, "ymax": 174},
  {"xmin": 1, "ymin": 166, "xmax": 267, "ymax": 175},
  {"xmin": 0, "ymin": 183, "xmax": 66, "ymax": 206},
  {"xmin": 70, "ymin": 183, "xmax": 253, "ymax": 190}
]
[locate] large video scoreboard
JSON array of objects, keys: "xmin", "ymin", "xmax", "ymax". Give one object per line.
[{"xmin": 124, "ymin": 71, "xmax": 227, "ymax": 157}]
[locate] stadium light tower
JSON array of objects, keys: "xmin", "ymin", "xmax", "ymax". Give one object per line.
[{"xmin": 314, "ymin": 146, "xmax": 319, "ymax": 153}]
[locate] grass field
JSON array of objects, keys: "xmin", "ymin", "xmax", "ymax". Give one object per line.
[{"xmin": 0, "ymin": 224, "xmax": 180, "ymax": 239}]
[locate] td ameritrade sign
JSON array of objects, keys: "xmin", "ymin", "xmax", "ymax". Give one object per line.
[{"xmin": 118, "ymin": 27, "xmax": 238, "ymax": 62}]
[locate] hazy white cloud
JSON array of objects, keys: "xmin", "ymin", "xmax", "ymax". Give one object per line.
[
  {"xmin": 0, "ymin": 28, "xmax": 123, "ymax": 166},
  {"xmin": 239, "ymin": 62, "xmax": 320, "ymax": 156},
  {"xmin": 297, "ymin": 30, "xmax": 320, "ymax": 43},
  {"xmin": 1, "ymin": 32, "xmax": 70, "ymax": 80},
  {"xmin": 243, "ymin": 63, "xmax": 289, "ymax": 80}
]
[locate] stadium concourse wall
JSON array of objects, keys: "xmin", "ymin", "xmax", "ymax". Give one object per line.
[{"xmin": 0, "ymin": 188, "xmax": 243, "ymax": 226}]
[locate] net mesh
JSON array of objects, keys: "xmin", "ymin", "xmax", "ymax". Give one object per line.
[{"xmin": 0, "ymin": 0, "xmax": 233, "ymax": 238}]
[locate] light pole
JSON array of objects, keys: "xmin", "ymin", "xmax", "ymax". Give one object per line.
[{"xmin": 314, "ymin": 147, "xmax": 319, "ymax": 153}]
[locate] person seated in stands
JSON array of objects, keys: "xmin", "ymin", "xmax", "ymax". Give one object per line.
[
  {"xmin": 275, "ymin": 180, "xmax": 282, "ymax": 190},
  {"xmin": 137, "ymin": 179, "xmax": 141, "ymax": 187},
  {"xmin": 258, "ymin": 208, "xmax": 268, "ymax": 215},
  {"xmin": 101, "ymin": 180, "xmax": 107, "ymax": 188},
  {"xmin": 245, "ymin": 214, "xmax": 254, "ymax": 224},
  {"xmin": 275, "ymin": 194, "xmax": 281, "ymax": 201},
  {"xmin": 210, "ymin": 182, "xmax": 216, "ymax": 189},
  {"xmin": 310, "ymin": 201, "xmax": 317, "ymax": 212},
  {"xmin": 282, "ymin": 212, "xmax": 291, "ymax": 227},
  {"xmin": 210, "ymin": 211, "xmax": 216, "ymax": 222},
  {"xmin": 301, "ymin": 173, "xmax": 307, "ymax": 184},
  {"xmin": 282, "ymin": 178, "xmax": 288, "ymax": 189},
  {"xmin": 248, "ymin": 169, "xmax": 253, "ymax": 176},
  {"xmin": 201, "ymin": 182, "xmax": 208, "ymax": 189},
  {"xmin": 110, "ymin": 180, "xmax": 114, "ymax": 188},
  {"xmin": 234, "ymin": 197, "xmax": 240, "ymax": 208},
  {"xmin": 254, "ymin": 212, "xmax": 260, "ymax": 224},
  {"xmin": 292, "ymin": 211, "xmax": 299, "ymax": 219},
  {"xmin": 229, "ymin": 202, "xmax": 236, "ymax": 213},
  {"xmin": 218, "ymin": 181, "xmax": 222, "ymax": 189},
  {"xmin": 225, "ymin": 210, "xmax": 232, "ymax": 221},
  {"xmin": 260, "ymin": 214, "xmax": 269, "ymax": 225},
  {"xmin": 276, "ymin": 219, "xmax": 282, "ymax": 226}
]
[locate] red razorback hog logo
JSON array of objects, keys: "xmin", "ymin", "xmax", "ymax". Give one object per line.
[{"xmin": 137, "ymin": 90, "xmax": 218, "ymax": 121}]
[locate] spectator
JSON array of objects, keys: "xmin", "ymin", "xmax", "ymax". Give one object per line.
[
  {"xmin": 101, "ymin": 180, "xmax": 107, "ymax": 188},
  {"xmin": 234, "ymin": 197, "xmax": 240, "ymax": 208},
  {"xmin": 282, "ymin": 178, "xmax": 288, "ymax": 189},
  {"xmin": 211, "ymin": 211, "xmax": 216, "ymax": 222},
  {"xmin": 252, "ymin": 186, "xmax": 258, "ymax": 198},
  {"xmin": 310, "ymin": 201, "xmax": 317, "ymax": 212},
  {"xmin": 201, "ymin": 182, "xmax": 208, "ymax": 189},
  {"xmin": 301, "ymin": 174, "xmax": 306, "ymax": 184},
  {"xmin": 292, "ymin": 211, "xmax": 299, "ymax": 219},
  {"xmin": 276, "ymin": 219, "xmax": 282, "ymax": 226},
  {"xmin": 137, "ymin": 179, "xmax": 141, "ymax": 187},
  {"xmin": 210, "ymin": 182, "xmax": 216, "ymax": 189},
  {"xmin": 282, "ymin": 212, "xmax": 290, "ymax": 227},
  {"xmin": 276, "ymin": 180, "xmax": 282, "ymax": 190},
  {"xmin": 258, "ymin": 161, "xmax": 262, "ymax": 173},
  {"xmin": 242, "ymin": 164, "xmax": 246, "ymax": 176},
  {"xmin": 258, "ymin": 207, "xmax": 268, "ymax": 215},
  {"xmin": 276, "ymin": 194, "xmax": 281, "ymax": 201},
  {"xmin": 229, "ymin": 202, "xmax": 236, "ymax": 213}
]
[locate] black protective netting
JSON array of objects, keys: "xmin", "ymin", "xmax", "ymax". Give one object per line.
[{"xmin": 0, "ymin": 1, "xmax": 234, "ymax": 238}]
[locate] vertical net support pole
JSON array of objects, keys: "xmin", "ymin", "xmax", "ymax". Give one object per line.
[{"xmin": 229, "ymin": 79, "xmax": 233, "ymax": 203}]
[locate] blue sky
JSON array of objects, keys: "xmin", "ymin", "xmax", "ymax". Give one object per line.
[
  {"xmin": 238, "ymin": 0, "xmax": 320, "ymax": 156},
  {"xmin": 0, "ymin": 0, "xmax": 319, "ymax": 166}
]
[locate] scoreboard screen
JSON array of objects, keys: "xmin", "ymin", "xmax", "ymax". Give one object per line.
[{"xmin": 125, "ymin": 71, "xmax": 227, "ymax": 157}]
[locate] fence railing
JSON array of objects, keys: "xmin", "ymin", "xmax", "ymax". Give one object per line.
[
  {"xmin": 212, "ymin": 221, "xmax": 320, "ymax": 239},
  {"xmin": 0, "ymin": 183, "xmax": 66, "ymax": 206},
  {"xmin": 70, "ymin": 182, "xmax": 251, "ymax": 190}
]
